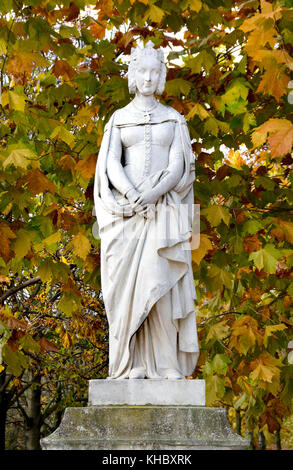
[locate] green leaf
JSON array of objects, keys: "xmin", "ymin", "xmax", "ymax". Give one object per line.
[
  {"xmin": 19, "ymin": 334, "xmax": 41, "ymax": 354},
  {"xmin": 165, "ymin": 79, "xmax": 192, "ymax": 97},
  {"xmin": 2, "ymin": 345, "xmax": 29, "ymax": 377},
  {"xmin": 201, "ymin": 205, "xmax": 231, "ymax": 227},
  {"xmin": 249, "ymin": 244, "xmax": 282, "ymax": 273},
  {"xmin": 206, "ymin": 374, "xmax": 226, "ymax": 405}
]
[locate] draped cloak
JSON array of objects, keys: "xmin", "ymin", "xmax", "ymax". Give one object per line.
[{"xmin": 94, "ymin": 104, "xmax": 200, "ymax": 379}]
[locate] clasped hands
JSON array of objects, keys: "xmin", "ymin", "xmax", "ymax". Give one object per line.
[{"xmin": 126, "ymin": 187, "xmax": 160, "ymax": 214}]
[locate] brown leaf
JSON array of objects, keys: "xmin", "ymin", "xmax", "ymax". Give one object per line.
[
  {"xmin": 18, "ymin": 169, "xmax": 56, "ymax": 195},
  {"xmin": 216, "ymin": 164, "xmax": 231, "ymax": 180},
  {"xmin": 52, "ymin": 60, "xmax": 76, "ymax": 81},
  {"xmin": 243, "ymin": 234, "xmax": 262, "ymax": 253},
  {"xmin": 65, "ymin": 2, "xmax": 80, "ymax": 21},
  {"xmin": 39, "ymin": 337, "xmax": 59, "ymax": 353},
  {"xmin": 0, "ymin": 222, "xmax": 16, "ymax": 263}
]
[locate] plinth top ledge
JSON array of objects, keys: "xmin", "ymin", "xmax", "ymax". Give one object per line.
[{"xmin": 88, "ymin": 379, "xmax": 205, "ymax": 406}]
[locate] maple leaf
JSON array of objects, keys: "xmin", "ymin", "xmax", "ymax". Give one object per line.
[
  {"xmin": 251, "ymin": 118, "xmax": 293, "ymax": 158},
  {"xmin": 206, "ymin": 374, "xmax": 226, "ymax": 405},
  {"xmin": 191, "ymin": 233, "xmax": 213, "ymax": 265},
  {"xmin": 58, "ymin": 155, "xmax": 76, "ymax": 171},
  {"xmin": 201, "ymin": 205, "xmax": 231, "ymax": 227},
  {"xmin": 249, "ymin": 244, "xmax": 282, "ymax": 273},
  {"xmin": 243, "ymin": 234, "xmax": 262, "ymax": 254},
  {"xmin": 89, "ymin": 18, "xmax": 106, "ymax": 40},
  {"xmin": 250, "ymin": 352, "xmax": 282, "ymax": 395},
  {"xmin": 70, "ymin": 233, "xmax": 91, "ymax": 260},
  {"xmin": 273, "ymin": 218, "xmax": 293, "ymax": 244},
  {"xmin": 39, "ymin": 337, "xmax": 59, "ymax": 353},
  {"xmin": 229, "ymin": 315, "xmax": 262, "ymax": 355},
  {"xmin": 75, "ymin": 154, "xmax": 97, "ymax": 180},
  {"xmin": 19, "ymin": 169, "xmax": 56, "ymax": 196},
  {"xmin": 206, "ymin": 320, "xmax": 230, "ymax": 343},
  {"xmin": 3, "ymin": 148, "xmax": 36, "ymax": 170},
  {"xmin": 264, "ymin": 324, "xmax": 287, "ymax": 348},
  {"xmin": 0, "ymin": 222, "xmax": 16, "ymax": 263},
  {"xmin": 144, "ymin": 4, "xmax": 166, "ymax": 23},
  {"xmin": 52, "ymin": 60, "xmax": 76, "ymax": 81},
  {"xmin": 257, "ymin": 67, "xmax": 290, "ymax": 102},
  {"xmin": 186, "ymin": 102, "xmax": 209, "ymax": 121}
]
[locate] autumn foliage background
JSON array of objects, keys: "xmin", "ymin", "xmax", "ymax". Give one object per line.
[{"xmin": 0, "ymin": 0, "xmax": 293, "ymax": 450}]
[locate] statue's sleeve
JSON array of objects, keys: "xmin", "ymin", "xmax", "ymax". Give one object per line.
[
  {"xmin": 106, "ymin": 124, "xmax": 135, "ymax": 197},
  {"xmin": 152, "ymin": 121, "xmax": 184, "ymax": 198}
]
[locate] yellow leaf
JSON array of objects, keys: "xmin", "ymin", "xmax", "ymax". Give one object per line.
[
  {"xmin": 144, "ymin": 4, "xmax": 165, "ymax": 23},
  {"xmin": 264, "ymin": 324, "xmax": 287, "ymax": 348},
  {"xmin": 44, "ymin": 232, "xmax": 62, "ymax": 246},
  {"xmin": 250, "ymin": 352, "xmax": 282, "ymax": 394},
  {"xmin": 201, "ymin": 205, "xmax": 231, "ymax": 227},
  {"xmin": 3, "ymin": 148, "xmax": 35, "ymax": 170},
  {"xmin": 72, "ymin": 107, "xmax": 93, "ymax": 127},
  {"xmin": 192, "ymin": 234, "xmax": 212, "ymax": 265},
  {"xmin": 186, "ymin": 102, "xmax": 209, "ymax": 121},
  {"xmin": 229, "ymin": 316, "xmax": 262, "ymax": 355},
  {"xmin": 71, "ymin": 233, "xmax": 91, "ymax": 260},
  {"xmin": 206, "ymin": 320, "xmax": 230, "ymax": 343},
  {"xmin": 12, "ymin": 229, "xmax": 34, "ymax": 261},
  {"xmin": 188, "ymin": 0, "xmax": 202, "ymax": 12},
  {"xmin": 0, "ymin": 39, "xmax": 7, "ymax": 55},
  {"xmin": 274, "ymin": 218, "xmax": 293, "ymax": 244}
]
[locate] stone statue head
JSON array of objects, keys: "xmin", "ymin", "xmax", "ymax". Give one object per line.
[{"xmin": 128, "ymin": 40, "xmax": 166, "ymax": 96}]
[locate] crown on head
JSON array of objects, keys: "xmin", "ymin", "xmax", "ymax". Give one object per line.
[{"xmin": 130, "ymin": 40, "xmax": 164, "ymax": 64}]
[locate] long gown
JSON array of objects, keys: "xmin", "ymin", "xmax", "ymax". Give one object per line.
[{"xmin": 93, "ymin": 101, "xmax": 200, "ymax": 379}]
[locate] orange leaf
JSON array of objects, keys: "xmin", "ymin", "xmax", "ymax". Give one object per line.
[
  {"xmin": 75, "ymin": 154, "xmax": 97, "ymax": 179},
  {"xmin": 89, "ymin": 19, "xmax": 106, "ymax": 40},
  {"xmin": 257, "ymin": 68, "xmax": 290, "ymax": 102},
  {"xmin": 251, "ymin": 118, "xmax": 293, "ymax": 158}
]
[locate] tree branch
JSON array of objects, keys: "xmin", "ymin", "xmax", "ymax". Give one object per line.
[{"xmin": 0, "ymin": 277, "xmax": 41, "ymax": 304}]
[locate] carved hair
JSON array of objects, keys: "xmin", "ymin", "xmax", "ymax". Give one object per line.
[{"xmin": 128, "ymin": 40, "xmax": 167, "ymax": 95}]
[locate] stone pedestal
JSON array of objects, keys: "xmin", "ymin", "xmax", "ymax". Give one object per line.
[{"xmin": 40, "ymin": 380, "xmax": 249, "ymax": 450}]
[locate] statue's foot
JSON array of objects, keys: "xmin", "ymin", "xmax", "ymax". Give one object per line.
[
  {"xmin": 129, "ymin": 367, "xmax": 146, "ymax": 379},
  {"xmin": 164, "ymin": 369, "xmax": 184, "ymax": 380}
]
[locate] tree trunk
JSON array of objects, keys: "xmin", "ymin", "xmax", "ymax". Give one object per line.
[
  {"xmin": 258, "ymin": 430, "xmax": 266, "ymax": 450},
  {"xmin": 236, "ymin": 409, "xmax": 242, "ymax": 435},
  {"xmin": 0, "ymin": 372, "xmax": 8, "ymax": 450},
  {"xmin": 25, "ymin": 371, "xmax": 41, "ymax": 450},
  {"xmin": 275, "ymin": 429, "xmax": 281, "ymax": 450}
]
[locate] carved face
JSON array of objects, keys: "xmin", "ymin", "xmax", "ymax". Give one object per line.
[{"xmin": 134, "ymin": 55, "xmax": 161, "ymax": 96}]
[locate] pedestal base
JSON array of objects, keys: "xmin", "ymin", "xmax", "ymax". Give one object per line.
[
  {"xmin": 40, "ymin": 405, "xmax": 249, "ymax": 450},
  {"xmin": 89, "ymin": 379, "xmax": 206, "ymax": 406}
]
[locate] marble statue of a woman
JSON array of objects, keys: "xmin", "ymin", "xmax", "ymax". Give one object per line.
[{"xmin": 94, "ymin": 40, "xmax": 199, "ymax": 380}]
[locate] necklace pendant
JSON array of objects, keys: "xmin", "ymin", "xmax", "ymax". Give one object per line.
[{"xmin": 144, "ymin": 111, "xmax": 151, "ymax": 123}]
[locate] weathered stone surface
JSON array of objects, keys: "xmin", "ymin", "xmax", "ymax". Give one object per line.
[
  {"xmin": 40, "ymin": 405, "xmax": 249, "ymax": 450},
  {"xmin": 88, "ymin": 379, "xmax": 205, "ymax": 406}
]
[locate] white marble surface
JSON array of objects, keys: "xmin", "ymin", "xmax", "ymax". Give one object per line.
[{"xmin": 88, "ymin": 379, "xmax": 205, "ymax": 406}]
